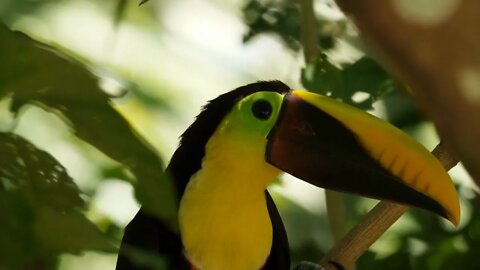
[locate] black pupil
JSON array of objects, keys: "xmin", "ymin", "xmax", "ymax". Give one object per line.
[{"xmin": 251, "ymin": 100, "xmax": 272, "ymax": 120}]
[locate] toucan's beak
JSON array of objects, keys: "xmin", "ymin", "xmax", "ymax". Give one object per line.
[{"xmin": 266, "ymin": 90, "xmax": 460, "ymax": 225}]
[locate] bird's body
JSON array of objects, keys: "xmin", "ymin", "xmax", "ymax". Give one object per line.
[
  {"xmin": 116, "ymin": 81, "xmax": 459, "ymax": 270},
  {"xmin": 176, "ymin": 87, "xmax": 291, "ymax": 269},
  {"xmin": 178, "ymin": 124, "xmax": 279, "ymax": 270}
]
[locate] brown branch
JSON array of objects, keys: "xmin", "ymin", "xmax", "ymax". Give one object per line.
[{"xmin": 320, "ymin": 142, "xmax": 459, "ymax": 270}]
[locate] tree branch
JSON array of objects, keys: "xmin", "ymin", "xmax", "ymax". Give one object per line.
[{"xmin": 320, "ymin": 142, "xmax": 459, "ymax": 270}]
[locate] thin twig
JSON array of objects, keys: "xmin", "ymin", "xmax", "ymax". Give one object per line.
[{"xmin": 320, "ymin": 142, "xmax": 459, "ymax": 270}]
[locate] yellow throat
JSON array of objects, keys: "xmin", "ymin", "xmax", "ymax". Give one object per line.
[{"xmin": 178, "ymin": 115, "xmax": 281, "ymax": 270}]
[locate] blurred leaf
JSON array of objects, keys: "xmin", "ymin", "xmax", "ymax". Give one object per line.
[
  {"xmin": 127, "ymin": 82, "xmax": 174, "ymax": 112},
  {"xmin": 301, "ymin": 54, "xmax": 400, "ymax": 110},
  {"xmin": 0, "ymin": 24, "xmax": 178, "ymax": 230},
  {"xmin": 0, "ymin": 132, "xmax": 113, "ymax": 269},
  {"xmin": 242, "ymin": 0, "xmax": 340, "ymax": 51},
  {"xmin": 101, "ymin": 165, "xmax": 135, "ymax": 183},
  {"xmin": 243, "ymin": 0, "xmax": 301, "ymax": 51},
  {"xmin": 34, "ymin": 206, "xmax": 114, "ymax": 253}
]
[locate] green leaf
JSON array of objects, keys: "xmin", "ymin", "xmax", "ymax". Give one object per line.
[
  {"xmin": 301, "ymin": 54, "xmax": 343, "ymax": 97},
  {"xmin": 0, "ymin": 24, "xmax": 178, "ymax": 230},
  {"xmin": 0, "ymin": 132, "xmax": 83, "ymax": 211},
  {"xmin": 343, "ymin": 57, "xmax": 399, "ymax": 104},
  {"xmin": 301, "ymin": 54, "xmax": 400, "ymax": 110},
  {"xmin": 0, "ymin": 132, "xmax": 113, "ymax": 269}
]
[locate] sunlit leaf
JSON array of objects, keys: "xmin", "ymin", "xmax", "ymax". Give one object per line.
[{"xmin": 0, "ymin": 24, "xmax": 178, "ymax": 229}]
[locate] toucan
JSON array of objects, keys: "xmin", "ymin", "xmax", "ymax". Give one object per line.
[{"xmin": 116, "ymin": 81, "xmax": 459, "ymax": 270}]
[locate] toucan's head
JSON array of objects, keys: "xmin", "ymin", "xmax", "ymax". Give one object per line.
[{"xmin": 175, "ymin": 81, "xmax": 459, "ymax": 225}]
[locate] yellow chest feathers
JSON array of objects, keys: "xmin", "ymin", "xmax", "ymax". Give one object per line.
[{"xmin": 178, "ymin": 126, "xmax": 281, "ymax": 270}]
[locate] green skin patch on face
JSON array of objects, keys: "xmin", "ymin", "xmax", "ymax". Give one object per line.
[{"xmin": 224, "ymin": 91, "xmax": 285, "ymax": 140}]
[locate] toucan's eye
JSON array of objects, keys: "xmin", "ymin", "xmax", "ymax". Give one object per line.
[{"xmin": 251, "ymin": 99, "xmax": 272, "ymax": 120}]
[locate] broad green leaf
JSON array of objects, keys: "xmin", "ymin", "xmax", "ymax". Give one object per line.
[{"xmin": 0, "ymin": 24, "xmax": 178, "ymax": 230}]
